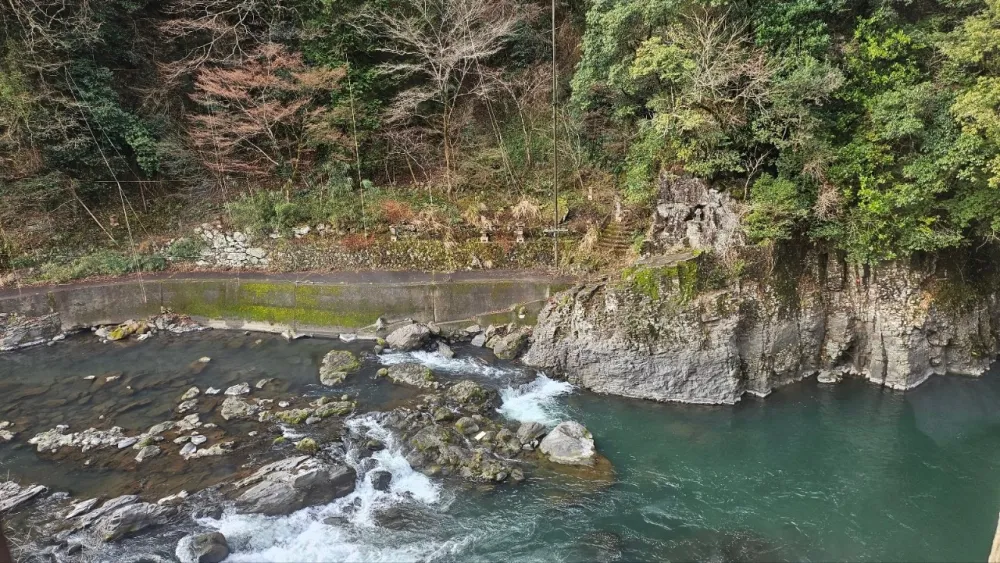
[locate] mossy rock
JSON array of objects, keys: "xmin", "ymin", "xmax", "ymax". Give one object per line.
[
  {"xmin": 314, "ymin": 401, "xmax": 354, "ymax": 418},
  {"xmin": 275, "ymin": 408, "xmax": 312, "ymax": 425},
  {"xmin": 272, "ymin": 436, "xmax": 287, "ymax": 445},
  {"xmin": 319, "ymin": 350, "xmax": 360, "ymax": 386},
  {"xmin": 295, "ymin": 438, "xmax": 318, "ymax": 453},
  {"xmin": 433, "ymin": 407, "xmax": 454, "ymax": 422}
]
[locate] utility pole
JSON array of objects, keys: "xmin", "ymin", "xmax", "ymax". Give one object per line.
[{"xmin": 551, "ymin": 0, "xmax": 559, "ymax": 268}]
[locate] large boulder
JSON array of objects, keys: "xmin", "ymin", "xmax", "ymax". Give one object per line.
[
  {"xmin": 233, "ymin": 456, "xmax": 356, "ymax": 516},
  {"xmin": 177, "ymin": 531, "xmax": 230, "ymax": 563},
  {"xmin": 385, "ymin": 363, "xmax": 438, "ymax": 389},
  {"xmin": 386, "ymin": 323, "xmax": 431, "ymax": 351},
  {"xmin": 491, "ymin": 326, "xmax": 532, "ymax": 360},
  {"xmin": 319, "ymin": 350, "xmax": 360, "ymax": 386},
  {"xmin": 93, "ymin": 502, "xmax": 174, "ymax": 542},
  {"xmin": 538, "ymin": 421, "xmax": 596, "ymax": 466}
]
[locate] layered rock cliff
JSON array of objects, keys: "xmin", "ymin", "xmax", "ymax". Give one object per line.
[{"xmin": 523, "ymin": 177, "xmax": 1000, "ymax": 404}]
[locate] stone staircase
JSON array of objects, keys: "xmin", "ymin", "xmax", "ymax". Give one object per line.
[{"xmin": 597, "ymin": 220, "xmax": 634, "ymax": 256}]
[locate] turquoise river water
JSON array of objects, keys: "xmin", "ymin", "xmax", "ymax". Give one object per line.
[{"xmin": 2, "ymin": 331, "xmax": 999, "ymax": 562}]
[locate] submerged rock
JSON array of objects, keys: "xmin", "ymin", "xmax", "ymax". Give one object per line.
[
  {"xmin": 177, "ymin": 399, "xmax": 198, "ymax": 414},
  {"xmin": 539, "ymin": 421, "xmax": 595, "ymax": 466},
  {"xmin": 386, "ymin": 323, "xmax": 431, "ymax": 351},
  {"xmin": 386, "ymin": 363, "xmax": 438, "ymax": 389},
  {"xmin": 233, "ymin": 456, "xmax": 356, "ymax": 516},
  {"xmin": 177, "ymin": 531, "xmax": 230, "ymax": 563},
  {"xmin": 319, "ymin": 350, "xmax": 360, "ymax": 386},
  {"xmin": 135, "ymin": 445, "xmax": 161, "ymax": 463},
  {"xmin": 370, "ymin": 470, "xmax": 392, "ymax": 492}
]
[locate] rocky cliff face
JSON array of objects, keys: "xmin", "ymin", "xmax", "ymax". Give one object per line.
[{"xmin": 524, "ymin": 176, "xmax": 1000, "ymax": 404}]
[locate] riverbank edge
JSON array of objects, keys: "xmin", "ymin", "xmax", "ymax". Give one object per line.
[{"xmin": 0, "ymin": 271, "xmax": 575, "ymax": 347}]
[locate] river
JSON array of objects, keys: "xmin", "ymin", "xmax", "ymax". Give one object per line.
[{"xmin": 2, "ymin": 330, "xmax": 999, "ymax": 561}]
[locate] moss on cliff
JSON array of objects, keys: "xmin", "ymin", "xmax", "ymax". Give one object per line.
[{"xmin": 620, "ymin": 256, "xmax": 699, "ymax": 304}]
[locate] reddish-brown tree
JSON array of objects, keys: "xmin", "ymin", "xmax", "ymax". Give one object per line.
[{"xmin": 188, "ymin": 43, "xmax": 346, "ymax": 190}]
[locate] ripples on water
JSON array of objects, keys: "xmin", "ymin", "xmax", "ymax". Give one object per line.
[{"xmin": 5, "ymin": 332, "xmax": 1000, "ymax": 562}]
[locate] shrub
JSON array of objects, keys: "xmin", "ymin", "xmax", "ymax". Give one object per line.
[
  {"xmin": 166, "ymin": 237, "xmax": 205, "ymax": 261},
  {"xmin": 226, "ymin": 191, "xmax": 283, "ymax": 235}
]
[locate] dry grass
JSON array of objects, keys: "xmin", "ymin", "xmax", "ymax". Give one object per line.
[
  {"xmin": 379, "ymin": 199, "xmax": 417, "ymax": 224},
  {"xmin": 511, "ymin": 197, "xmax": 542, "ymax": 223},
  {"xmin": 340, "ymin": 233, "xmax": 374, "ymax": 252}
]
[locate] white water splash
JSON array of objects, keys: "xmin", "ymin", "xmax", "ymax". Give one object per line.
[
  {"xmin": 379, "ymin": 350, "xmax": 516, "ymax": 379},
  {"xmin": 498, "ymin": 374, "xmax": 574, "ymax": 427},
  {"xmin": 191, "ymin": 416, "xmax": 451, "ymax": 562}
]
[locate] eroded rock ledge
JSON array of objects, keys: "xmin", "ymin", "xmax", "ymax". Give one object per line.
[{"xmin": 524, "ymin": 176, "xmax": 1000, "ymax": 404}]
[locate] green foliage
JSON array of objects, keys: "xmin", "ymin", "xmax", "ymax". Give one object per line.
[
  {"xmin": 166, "ymin": 238, "xmax": 206, "ymax": 261},
  {"xmin": 622, "ymin": 123, "xmax": 665, "ymax": 205},
  {"xmin": 746, "ymin": 174, "xmax": 810, "ymax": 243},
  {"xmin": 38, "ymin": 249, "xmax": 167, "ymax": 283}
]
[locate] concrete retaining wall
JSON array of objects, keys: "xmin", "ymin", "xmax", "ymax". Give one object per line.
[{"xmin": 0, "ymin": 272, "xmax": 572, "ymax": 335}]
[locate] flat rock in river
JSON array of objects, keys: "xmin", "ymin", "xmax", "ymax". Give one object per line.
[
  {"xmin": 385, "ymin": 323, "xmax": 431, "ymax": 351},
  {"xmin": 539, "ymin": 421, "xmax": 596, "ymax": 466},
  {"xmin": 0, "ymin": 481, "xmax": 47, "ymax": 512},
  {"xmin": 233, "ymin": 456, "xmax": 356, "ymax": 516},
  {"xmin": 386, "ymin": 363, "xmax": 438, "ymax": 389},
  {"xmin": 92, "ymin": 502, "xmax": 173, "ymax": 542},
  {"xmin": 220, "ymin": 397, "xmax": 258, "ymax": 420}
]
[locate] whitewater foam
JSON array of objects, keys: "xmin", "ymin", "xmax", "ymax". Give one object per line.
[
  {"xmin": 379, "ymin": 350, "xmax": 516, "ymax": 379},
  {"xmin": 194, "ymin": 416, "xmax": 450, "ymax": 562},
  {"xmin": 497, "ymin": 374, "xmax": 574, "ymax": 427}
]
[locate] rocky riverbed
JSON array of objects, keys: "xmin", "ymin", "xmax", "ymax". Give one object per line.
[{"xmin": 0, "ymin": 320, "xmax": 605, "ymax": 561}]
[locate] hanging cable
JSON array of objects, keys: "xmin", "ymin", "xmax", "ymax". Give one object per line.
[{"xmin": 64, "ymin": 69, "xmax": 147, "ymax": 303}]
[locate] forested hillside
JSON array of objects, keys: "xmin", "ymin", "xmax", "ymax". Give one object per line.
[{"xmin": 2, "ymin": 0, "xmax": 1000, "ymax": 277}]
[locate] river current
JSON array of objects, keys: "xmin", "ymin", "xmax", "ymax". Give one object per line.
[{"xmin": 2, "ymin": 331, "xmax": 999, "ymax": 561}]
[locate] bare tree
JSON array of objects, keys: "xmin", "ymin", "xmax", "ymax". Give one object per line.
[
  {"xmin": 157, "ymin": 0, "xmax": 296, "ymax": 85},
  {"xmin": 187, "ymin": 43, "xmax": 345, "ymax": 196},
  {"xmin": 371, "ymin": 0, "xmax": 528, "ymax": 193}
]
